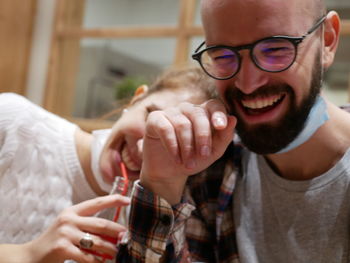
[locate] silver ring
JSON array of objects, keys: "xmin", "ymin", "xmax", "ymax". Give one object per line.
[{"xmin": 79, "ymin": 232, "xmax": 94, "ymax": 249}]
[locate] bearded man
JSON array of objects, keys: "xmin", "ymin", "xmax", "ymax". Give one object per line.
[{"xmin": 117, "ymin": 0, "xmax": 349, "ymax": 262}]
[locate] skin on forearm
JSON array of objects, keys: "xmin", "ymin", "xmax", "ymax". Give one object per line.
[{"xmin": 0, "ymin": 243, "xmax": 35, "ymax": 263}]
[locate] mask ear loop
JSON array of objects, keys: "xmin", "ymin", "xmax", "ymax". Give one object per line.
[{"xmin": 320, "ymin": 16, "xmax": 325, "ymax": 87}]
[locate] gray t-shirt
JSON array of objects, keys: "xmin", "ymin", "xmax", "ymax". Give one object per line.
[{"xmin": 234, "ymin": 148, "xmax": 350, "ymax": 263}]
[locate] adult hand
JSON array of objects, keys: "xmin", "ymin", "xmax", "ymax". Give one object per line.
[
  {"xmin": 26, "ymin": 194, "xmax": 130, "ymax": 263},
  {"xmin": 140, "ymin": 99, "xmax": 236, "ymax": 204}
]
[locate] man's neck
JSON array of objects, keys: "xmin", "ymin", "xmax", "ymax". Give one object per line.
[{"xmin": 265, "ymin": 102, "xmax": 350, "ymax": 181}]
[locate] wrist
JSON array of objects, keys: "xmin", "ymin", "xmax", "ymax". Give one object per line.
[
  {"xmin": 24, "ymin": 240, "xmax": 44, "ymax": 263},
  {"xmin": 140, "ymin": 172, "xmax": 186, "ymax": 205},
  {"xmin": 0, "ymin": 243, "xmax": 38, "ymax": 263}
]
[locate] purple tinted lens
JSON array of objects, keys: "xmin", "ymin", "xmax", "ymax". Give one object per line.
[
  {"xmin": 253, "ymin": 39, "xmax": 295, "ymax": 71},
  {"xmin": 202, "ymin": 48, "xmax": 239, "ymax": 78}
]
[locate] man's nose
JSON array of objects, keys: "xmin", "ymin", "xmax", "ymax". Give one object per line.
[{"xmin": 233, "ymin": 53, "xmax": 268, "ymax": 94}]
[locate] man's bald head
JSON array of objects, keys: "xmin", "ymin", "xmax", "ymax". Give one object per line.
[
  {"xmin": 199, "ymin": 0, "xmax": 328, "ymax": 47},
  {"xmin": 314, "ymin": 0, "xmax": 327, "ymax": 18},
  {"xmin": 201, "ymin": 0, "xmax": 327, "ymax": 24}
]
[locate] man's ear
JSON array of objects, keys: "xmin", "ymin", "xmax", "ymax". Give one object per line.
[
  {"xmin": 130, "ymin": 84, "xmax": 149, "ymax": 104},
  {"xmin": 322, "ymin": 11, "xmax": 340, "ymax": 70}
]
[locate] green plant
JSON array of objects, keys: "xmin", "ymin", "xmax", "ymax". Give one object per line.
[{"xmin": 115, "ymin": 76, "xmax": 146, "ymax": 100}]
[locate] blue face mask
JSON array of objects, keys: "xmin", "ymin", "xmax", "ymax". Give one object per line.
[{"xmin": 276, "ymin": 95, "xmax": 329, "ymax": 154}]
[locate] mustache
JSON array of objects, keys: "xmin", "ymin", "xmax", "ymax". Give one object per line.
[{"xmin": 225, "ymin": 83, "xmax": 293, "ymax": 101}]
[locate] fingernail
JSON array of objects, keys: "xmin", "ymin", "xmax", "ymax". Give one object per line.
[
  {"xmin": 214, "ymin": 115, "xmax": 226, "ymax": 128},
  {"xmin": 216, "ymin": 117, "xmax": 225, "ymax": 126}
]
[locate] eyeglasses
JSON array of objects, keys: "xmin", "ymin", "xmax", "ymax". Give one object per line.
[{"xmin": 192, "ymin": 15, "xmax": 327, "ymax": 80}]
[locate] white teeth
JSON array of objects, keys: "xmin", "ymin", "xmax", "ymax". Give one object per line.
[
  {"xmin": 121, "ymin": 147, "xmax": 140, "ymax": 171},
  {"xmin": 242, "ymin": 94, "xmax": 282, "ymax": 109}
]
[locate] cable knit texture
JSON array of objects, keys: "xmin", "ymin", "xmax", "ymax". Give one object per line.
[{"xmin": 0, "ymin": 93, "xmax": 97, "ymax": 243}]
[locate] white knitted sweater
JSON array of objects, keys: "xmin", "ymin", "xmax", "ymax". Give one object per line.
[{"xmin": 0, "ymin": 93, "xmax": 97, "ymax": 243}]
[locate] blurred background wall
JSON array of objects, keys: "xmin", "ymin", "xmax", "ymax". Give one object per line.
[{"xmin": 1, "ymin": 0, "xmax": 349, "ymax": 130}]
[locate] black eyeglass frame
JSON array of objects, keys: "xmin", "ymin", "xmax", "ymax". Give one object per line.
[{"xmin": 192, "ymin": 14, "xmax": 327, "ymax": 80}]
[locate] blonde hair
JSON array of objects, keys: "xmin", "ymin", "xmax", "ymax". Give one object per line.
[
  {"xmin": 100, "ymin": 66, "xmax": 216, "ymax": 120},
  {"xmin": 134, "ymin": 66, "xmax": 216, "ymax": 104}
]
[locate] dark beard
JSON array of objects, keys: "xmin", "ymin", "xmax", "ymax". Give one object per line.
[{"xmin": 225, "ymin": 54, "xmax": 323, "ymax": 154}]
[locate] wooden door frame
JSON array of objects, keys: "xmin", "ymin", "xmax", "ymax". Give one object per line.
[
  {"xmin": 44, "ymin": 0, "xmax": 350, "ymax": 130},
  {"xmin": 0, "ymin": 0, "xmax": 37, "ymax": 95}
]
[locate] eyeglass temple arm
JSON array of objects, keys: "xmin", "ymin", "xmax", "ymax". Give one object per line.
[
  {"xmin": 194, "ymin": 41, "xmax": 206, "ymax": 53},
  {"xmin": 305, "ymin": 14, "xmax": 327, "ymax": 36}
]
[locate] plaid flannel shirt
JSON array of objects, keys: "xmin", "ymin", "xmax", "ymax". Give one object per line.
[
  {"xmin": 116, "ymin": 104, "xmax": 350, "ymax": 263},
  {"xmin": 116, "ymin": 142, "xmax": 243, "ymax": 263}
]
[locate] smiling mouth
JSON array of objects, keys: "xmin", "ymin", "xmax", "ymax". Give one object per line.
[
  {"xmin": 240, "ymin": 94, "xmax": 285, "ymax": 115},
  {"xmin": 121, "ymin": 146, "xmax": 140, "ymax": 172}
]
